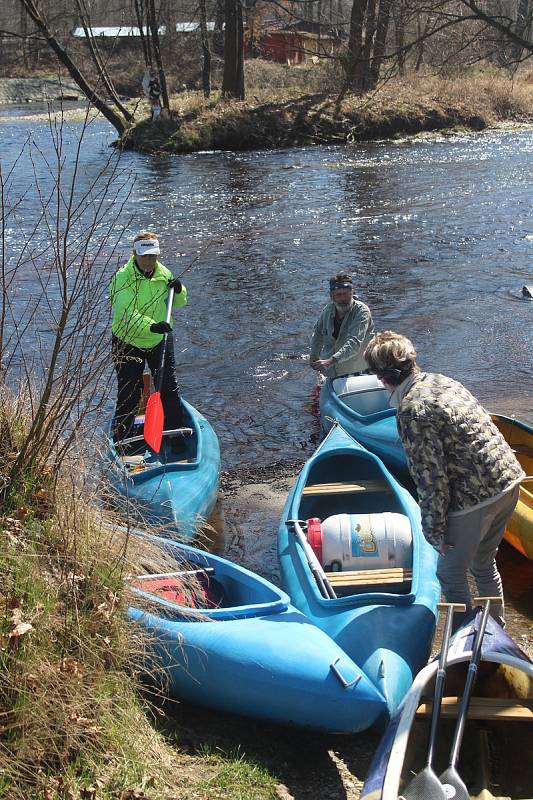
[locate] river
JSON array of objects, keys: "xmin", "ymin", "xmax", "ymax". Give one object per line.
[{"xmin": 1, "ymin": 109, "xmax": 531, "ymax": 642}]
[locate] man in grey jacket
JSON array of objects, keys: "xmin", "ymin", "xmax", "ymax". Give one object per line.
[
  {"xmin": 364, "ymin": 330, "xmax": 524, "ymax": 627},
  {"xmin": 310, "ymin": 273, "xmax": 374, "ymax": 378}
]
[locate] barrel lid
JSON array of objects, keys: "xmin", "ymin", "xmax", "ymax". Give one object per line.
[{"xmin": 306, "ymin": 517, "xmax": 323, "ymax": 565}]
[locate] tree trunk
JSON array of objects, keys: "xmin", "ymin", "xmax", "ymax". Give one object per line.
[
  {"xmin": 367, "ymin": 0, "xmax": 392, "ymax": 90},
  {"xmin": 134, "ymin": 0, "xmax": 151, "ymax": 66},
  {"xmin": 222, "ymin": 0, "xmax": 245, "ymax": 100},
  {"xmin": 213, "ymin": 0, "xmax": 225, "ymax": 56},
  {"xmin": 394, "ymin": 0, "xmax": 405, "ymax": 75},
  {"xmin": 360, "ymin": 0, "xmax": 378, "ymax": 91},
  {"xmin": 343, "ymin": 0, "xmax": 370, "ymax": 91},
  {"xmin": 18, "ymin": 0, "xmax": 128, "ymax": 135},
  {"xmin": 147, "ymin": 0, "xmax": 169, "ymax": 110},
  {"xmin": 199, "ymin": 0, "xmax": 212, "ymax": 97},
  {"xmin": 20, "ymin": 3, "xmax": 29, "ymax": 70}
]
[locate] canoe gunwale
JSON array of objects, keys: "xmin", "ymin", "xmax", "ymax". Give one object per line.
[
  {"xmin": 380, "ymin": 647, "xmax": 533, "ymax": 799},
  {"xmin": 128, "ymin": 584, "xmax": 290, "ymax": 620},
  {"xmin": 129, "ymin": 534, "xmax": 292, "ymax": 620},
  {"xmin": 110, "ymin": 398, "xmax": 204, "ymax": 484}
]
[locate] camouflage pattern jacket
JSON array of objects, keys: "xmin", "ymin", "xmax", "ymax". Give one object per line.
[{"xmin": 396, "ymin": 372, "xmax": 524, "ymax": 550}]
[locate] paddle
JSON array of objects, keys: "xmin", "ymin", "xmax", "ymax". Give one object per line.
[
  {"xmin": 400, "ymin": 602, "xmax": 466, "ymax": 800},
  {"xmin": 287, "ymin": 519, "xmax": 337, "ymax": 599},
  {"xmin": 144, "ymin": 287, "xmax": 174, "ymax": 453},
  {"xmin": 439, "ymin": 596, "xmax": 498, "ymax": 800}
]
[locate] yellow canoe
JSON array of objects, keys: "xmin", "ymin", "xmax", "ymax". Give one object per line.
[{"xmin": 492, "ymin": 414, "xmax": 533, "ymax": 560}]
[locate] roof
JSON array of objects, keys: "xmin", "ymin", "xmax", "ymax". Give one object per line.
[
  {"xmin": 72, "ymin": 23, "xmax": 215, "ymax": 37},
  {"xmin": 175, "ymin": 22, "xmax": 215, "ymax": 32}
]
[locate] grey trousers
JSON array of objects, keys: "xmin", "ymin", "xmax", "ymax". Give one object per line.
[{"xmin": 436, "ymin": 485, "xmax": 520, "ymax": 627}]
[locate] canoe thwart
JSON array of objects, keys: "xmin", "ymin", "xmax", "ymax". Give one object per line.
[
  {"xmin": 325, "ymin": 567, "xmax": 412, "ymax": 587},
  {"xmin": 302, "ymin": 480, "xmax": 391, "ymax": 496},
  {"xmin": 416, "ymin": 695, "xmax": 533, "ymax": 721},
  {"xmin": 119, "ymin": 427, "xmax": 194, "ymax": 446}
]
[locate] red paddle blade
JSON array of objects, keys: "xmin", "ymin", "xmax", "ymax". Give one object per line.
[{"xmin": 144, "ymin": 391, "xmax": 164, "ymax": 452}]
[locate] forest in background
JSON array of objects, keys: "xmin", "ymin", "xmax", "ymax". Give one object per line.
[{"xmin": 0, "ymin": 0, "xmax": 532, "ymax": 136}]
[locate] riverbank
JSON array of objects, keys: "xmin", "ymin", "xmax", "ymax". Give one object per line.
[
  {"xmin": 2, "ymin": 69, "xmax": 532, "ymax": 154},
  {"xmin": 118, "ymin": 72, "xmax": 533, "ymax": 154}
]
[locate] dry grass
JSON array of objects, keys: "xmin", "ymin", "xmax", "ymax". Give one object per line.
[
  {"xmin": 0, "ymin": 390, "xmax": 185, "ymax": 799},
  {"xmin": 117, "ymin": 67, "xmax": 533, "ymax": 155}
]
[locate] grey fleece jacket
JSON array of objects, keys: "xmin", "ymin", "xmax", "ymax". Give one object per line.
[{"xmin": 310, "ymin": 299, "xmax": 374, "ymax": 378}]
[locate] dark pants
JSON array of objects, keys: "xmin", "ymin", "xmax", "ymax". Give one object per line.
[{"xmin": 111, "ymin": 334, "xmax": 183, "ymax": 443}]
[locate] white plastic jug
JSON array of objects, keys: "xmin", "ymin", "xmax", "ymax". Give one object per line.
[{"xmin": 308, "ymin": 513, "xmax": 412, "ymax": 572}]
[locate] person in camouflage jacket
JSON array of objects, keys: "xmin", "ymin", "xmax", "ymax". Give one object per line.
[{"xmin": 364, "ymin": 331, "xmax": 524, "ymax": 626}]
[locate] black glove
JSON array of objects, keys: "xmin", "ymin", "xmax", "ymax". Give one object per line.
[
  {"xmin": 150, "ymin": 321, "xmax": 172, "ymax": 334},
  {"xmin": 168, "ymin": 278, "xmax": 182, "ymax": 293}
]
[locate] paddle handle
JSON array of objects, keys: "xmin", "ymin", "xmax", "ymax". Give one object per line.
[
  {"xmin": 448, "ymin": 597, "xmax": 498, "ymax": 768},
  {"xmin": 426, "ymin": 602, "xmax": 466, "ymax": 768},
  {"xmin": 289, "ymin": 520, "xmax": 337, "ymax": 600},
  {"xmin": 154, "ymin": 286, "xmax": 174, "ymax": 393}
]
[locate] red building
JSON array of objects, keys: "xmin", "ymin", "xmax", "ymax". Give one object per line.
[{"xmin": 245, "ymin": 21, "xmax": 342, "ymax": 65}]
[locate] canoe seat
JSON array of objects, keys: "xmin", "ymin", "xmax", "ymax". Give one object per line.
[
  {"xmin": 325, "ymin": 567, "xmax": 412, "ymax": 587},
  {"xmin": 302, "ymin": 480, "xmax": 391, "ymax": 496},
  {"xmin": 416, "ymin": 696, "xmax": 533, "ymax": 721}
]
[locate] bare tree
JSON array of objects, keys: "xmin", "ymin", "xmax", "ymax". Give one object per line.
[
  {"xmin": 222, "ymin": 0, "xmax": 245, "ymax": 99},
  {"xmin": 147, "ymin": 0, "xmax": 170, "ymax": 110},
  {"xmin": 0, "ymin": 107, "xmax": 133, "ymax": 505},
  {"xmin": 199, "ymin": 0, "xmax": 212, "ymax": 97},
  {"xmin": 73, "ymin": 0, "xmax": 135, "ymax": 122},
  {"xmin": 17, "ymin": 0, "xmax": 130, "ymax": 134}
]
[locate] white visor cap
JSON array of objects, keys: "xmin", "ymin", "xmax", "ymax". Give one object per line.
[{"xmin": 134, "ymin": 238, "xmax": 160, "ymax": 256}]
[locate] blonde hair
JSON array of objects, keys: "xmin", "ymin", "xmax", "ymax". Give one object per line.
[
  {"xmin": 133, "ymin": 231, "xmax": 158, "ymax": 245},
  {"xmin": 364, "ymin": 331, "xmax": 418, "ymax": 386}
]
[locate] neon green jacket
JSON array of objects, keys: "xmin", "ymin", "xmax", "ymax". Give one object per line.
[{"xmin": 109, "ymin": 256, "xmax": 187, "ymax": 349}]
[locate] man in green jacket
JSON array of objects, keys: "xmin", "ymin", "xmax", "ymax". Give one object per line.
[{"xmin": 109, "ymin": 231, "xmax": 187, "ymax": 452}]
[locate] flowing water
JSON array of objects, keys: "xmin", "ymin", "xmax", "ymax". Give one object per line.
[{"xmin": 1, "ymin": 109, "xmax": 532, "ymax": 641}]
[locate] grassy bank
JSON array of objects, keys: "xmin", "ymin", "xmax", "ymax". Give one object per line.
[
  {"xmin": 0, "ymin": 390, "xmax": 282, "ymax": 799},
  {"xmin": 118, "ymin": 69, "xmax": 533, "ymax": 154}
]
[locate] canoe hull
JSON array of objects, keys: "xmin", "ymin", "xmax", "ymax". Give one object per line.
[
  {"xmin": 128, "ymin": 537, "xmax": 385, "ymax": 733},
  {"xmin": 106, "ymin": 399, "xmax": 220, "ymax": 539},
  {"xmin": 492, "ymin": 414, "xmax": 533, "ymax": 560},
  {"xmin": 361, "ymin": 612, "xmax": 533, "ymax": 800},
  {"xmin": 277, "ymin": 424, "xmax": 440, "ymax": 728}
]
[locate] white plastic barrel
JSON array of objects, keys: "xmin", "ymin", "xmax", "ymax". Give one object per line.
[{"xmin": 308, "ymin": 513, "xmax": 412, "ymax": 572}]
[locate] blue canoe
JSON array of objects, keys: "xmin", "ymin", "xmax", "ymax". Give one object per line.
[
  {"xmin": 127, "ymin": 536, "xmax": 386, "ymax": 733},
  {"xmin": 361, "ymin": 610, "xmax": 533, "ymax": 799},
  {"xmin": 106, "ymin": 398, "xmax": 220, "ymax": 539},
  {"xmin": 277, "ymin": 423, "xmax": 440, "ymax": 728},
  {"xmin": 319, "ymin": 374, "xmax": 410, "ymax": 482}
]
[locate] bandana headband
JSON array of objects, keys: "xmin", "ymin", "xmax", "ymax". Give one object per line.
[{"xmin": 330, "ymin": 279, "xmax": 353, "ymax": 290}]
